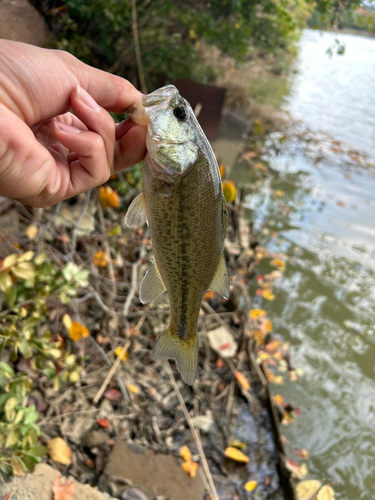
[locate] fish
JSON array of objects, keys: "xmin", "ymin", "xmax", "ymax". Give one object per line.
[{"xmin": 125, "ymin": 85, "xmax": 229, "ymax": 385}]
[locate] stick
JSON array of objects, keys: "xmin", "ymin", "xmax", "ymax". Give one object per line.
[
  {"xmin": 123, "ymin": 260, "xmax": 140, "ymax": 316},
  {"xmin": 165, "ymin": 362, "xmax": 219, "ymax": 500}
]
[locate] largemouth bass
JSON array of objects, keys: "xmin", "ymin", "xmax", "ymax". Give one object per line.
[{"xmin": 125, "ymin": 85, "xmax": 229, "ymax": 385}]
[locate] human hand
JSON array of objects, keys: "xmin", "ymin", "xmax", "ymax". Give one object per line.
[{"xmin": 0, "ymin": 40, "xmax": 146, "ymax": 207}]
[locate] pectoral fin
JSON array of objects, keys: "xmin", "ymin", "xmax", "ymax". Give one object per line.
[
  {"xmin": 208, "ymin": 253, "xmax": 230, "ymax": 299},
  {"xmin": 139, "ymin": 261, "xmax": 166, "ymax": 304},
  {"xmin": 125, "ymin": 192, "xmax": 147, "ymax": 228}
]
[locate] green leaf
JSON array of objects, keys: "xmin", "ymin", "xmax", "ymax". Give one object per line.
[
  {"xmin": 5, "ymin": 397, "xmax": 16, "ymax": 421},
  {"xmin": 23, "ymin": 406, "xmax": 39, "ymax": 426},
  {"xmin": 5, "ymin": 285, "xmax": 17, "ymax": 307},
  {"xmin": 28, "ymin": 445, "xmax": 48, "ymax": 458},
  {"xmin": 0, "ymin": 361, "xmax": 15, "ymax": 378}
]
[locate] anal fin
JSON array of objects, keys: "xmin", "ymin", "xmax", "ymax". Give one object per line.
[
  {"xmin": 208, "ymin": 253, "xmax": 230, "ymax": 299},
  {"xmin": 139, "ymin": 261, "xmax": 166, "ymax": 304},
  {"xmin": 125, "ymin": 192, "xmax": 147, "ymax": 228}
]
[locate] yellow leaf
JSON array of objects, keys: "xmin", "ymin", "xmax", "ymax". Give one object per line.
[
  {"xmin": 69, "ymin": 321, "xmax": 89, "ymax": 341},
  {"xmin": 11, "ymin": 457, "xmax": 25, "ymax": 476},
  {"xmin": 260, "ymin": 318, "xmax": 272, "ymax": 334},
  {"xmin": 47, "ymin": 437, "xmax": 72, "ymax": 465},
  {"xmin": 0, "ymin": 272, "xmax": 12, "ymax": 292},
  {"xmin": 19, "ymin": 251, "xmax": 34, "ymax": 262},
  {"xmin": 295, "ymin": 480, "xmax": 322, "ymax": 500},
  {"xmin": 301, "ymin": 448, "xmax": 309, "ymax": 459},
  {"xmin": 299, "ymin": 463, "xmax": 308, "ymax": 477},
  {"xmin": 179, "ymin": 445, "xmax": 192, "ymax": 462},
  {"xmin": 317, "ymin": 485, "xmax": 335, "ymax": 500},
  {"xmin": 244, "ymin": 480, "xmax": 257, "ymax": 491},
  {"xmin": 228, "ymin": 439, "xmax": 247, "ymax": 450},
  {"xmin": 219, "ymin": 165, "xmax": 225, "ymax": 178},
  {"xmin": 181, "ymin": 460, "xmax": 198, "ymax": 478},
  {"xmin": 222, "ymin": 180, "xmax": 237, "ymax": 203},
  {"xmin": 11, "ymin": 262, "xmax": 36, "ymax": 280},
  {"xmin": 127, "ymin": 384, "xmax": 139, "ymax": 394},
  {"xmin": 249, "ymin": 309, "xmax": 267, "ymax": 320},
  {"xmin": 273, "ymin": 394, "xmax": 284, "ymax": 405},
  {"xmin": 235, "ymin": 371, "xmax": 251, "ymax": 391},
  {"xmin": 3, "ymin": 254, "xmax": 19, "ymax": 269},
  {"xmin": 273, "ymin": 375, "xmax": 284, "ymax": 385},
  {"xmin": 224, "ymin": 447, "xmax": 250, "ymax": 463},
  {"xmin": 256, "ymin": 250, "xmax": 265, "ymax": 260},
  {"xmin": 274, "ymin": 190, "xmax": 284, "ymax": 197},
  {"xmin": 93, "ymin": 250, "xmax": 109, "ymax": 267},
  {"xmin": 62, "ymin": 314, "xmax": 72, "ymax": 331},
  {"xmin": 114, "ymin": 346, "xmax": 129, "ymax": 361},
  {"xmin": 270, "ymin": 259, "xmax": 286, "ymax": 272},
  {"xmin": 262, "ymin": 288, "xmax": 275, "ymax": 301}
]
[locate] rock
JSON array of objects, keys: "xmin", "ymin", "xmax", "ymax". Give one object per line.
[
  {"xmin": 105, "ymin": 440, "xmax": 206, "ymax": 500},
  {"xmin": 121, "ymin": 487, "xmax": 149, "ymax": 500},
  {"xmin": 0, "ymin": 463, "xmax": 115, "ymax": 500},
  {"xmin": 0, "ymin": 0, "xmax": 48, "ymax": 46},
  {"xmin": 82, "ymin": 430, "xmax": 109, "ymax": 450}
]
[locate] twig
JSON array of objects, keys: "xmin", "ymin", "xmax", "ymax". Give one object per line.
[
  {"xmin": 37, "ymin": 201, "xmax": 62, "ymax": 252},
  {"xmin": 88, "ymin": 336, "xmax": 130, "ymax": 404},
  {"xmin": 165, "ymin": 361, "xmax": 219, "ymax": 500},
  {"xmin": 67, "ymin": 190, "xmax": 92, "ymax": 257},
  {"xmin": 131, "ymin": 0, "xmax": 147, "ymax": 93},
  {"xmin": 123, "ymin": 260, "xmax": 140, "ymax": 316},
  {"xmin": 97, "ymin": 201, "xmax": 117, "ymax": 305},
  {"xmin": 93, "ymin": 339, "xmax": 131, "ymax": 404}
]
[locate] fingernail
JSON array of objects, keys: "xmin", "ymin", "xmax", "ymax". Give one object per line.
[
  {"xmin": 77, "ymin": 85, "xmax": 100, "ymax": 111},
  {"xmin": 55, "ymin": 121, "xmax": 81, "ymax": 134}
]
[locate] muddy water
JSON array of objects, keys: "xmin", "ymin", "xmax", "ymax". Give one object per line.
[{"xmin": 238, "ymin": 29, "xmax": 375, "ymax": 500}]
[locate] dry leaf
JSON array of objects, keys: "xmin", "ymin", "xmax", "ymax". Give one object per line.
[
  {"xmin": 235, "ymin": 371, "xmax": 251, "ymax": 391},
  {"xmin": 270, "ymin": 259, "xmax": 286, "ymax": 271},
  {"xmin": 317, "ymin": 485, "xmax": 335, "ymax": 500},
  {"xmin": 26, "ymin": 224, "xmax": 38, "ymax": 239},
  {"xmin": 260, "ymin": 318, "xmax": 272, "ymax": 334},
  {"xmin": 52, "ymin": 476, "xmax": 76, "ymax": 500},
  {"xmin": 181, "ymin": 460, "xmax": 198, "ymax": 478},
  {"xmin": 295, "ymin": 480, "xmax": 322, "ymax": 500},
  {"xmin": 274, "ymin": 190, "xmax": 284, "ymax": 197},
  {"xmin": 99, "ymin": 186, "xmax": 120, "ymax": 208},
  {"xmin": 97, "ymin": 418, "xmax": 111, "ymax": 429},
  {"xmin": 265, "ymin": 339, "xmax": 281, "ymax": 353},
  {"xmin": 92, "ymin": 250, "xmax": 109, "ymax": 267},
  {"xmin": 299, "ymin": 463, "xmax": 308, "ymax": 477},
  {"xmin": 222, "ymin": 180, "xmax": 237, "ymax": 203},
  {"xmin": 224, "ymin": 447, "xmax": 250, "ymax": 463},
  {"xmin": 127, "ymin": 384, "xmax": 139, "ymax": 394},
  {"xmin": 62, "ymin": 314, "xmax": 72, "ymax": 331},
  {"xmin": 244, "ymin": 480, "xmax": 257, "ymax": 491},
  {"xmin": 273, "ymin": 394, "xmax": 284, "ymax": 406},
  {"xmin": 262, "ymin": 288, "xmax": 275, "ymax": 301},
  {"xmin": 47, "ymin": 437, "xmax": 72, "ymax": 465},
  {"xmin": 114, "ymin": 346, "xmax": 129, "ymax": 361},
  {"xmin": 104, "ymin": 389, "xmax": 121, "ymax": 401},
  {"xmin": 249, "ymin": 308, "xmax": 267, "ymax": 320},
  {"xmin": 69, "ymin": 321, "xmax": 89, "ymax": 341},
  {"xmin": 179, "ymin": 445, "xmax": 192, "ymax": 462}
]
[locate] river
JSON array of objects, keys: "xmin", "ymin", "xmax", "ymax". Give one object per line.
[{"xmin": 239, "ymin": 29, "xmax": 375, "ymax": 499}]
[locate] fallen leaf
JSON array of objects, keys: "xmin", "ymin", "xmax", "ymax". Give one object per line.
[
  {"xmin": 26, "ymin": 224, "xmax": 38, "ymax": 239},
  {"xmin": 273, "ymin": 394, "xmax": 284, "ymax": 406},
  {"xmin": 224, "ymin": 447, "xmax": 250, "ymax": 463},
  {"xmin": 127, "ymin": 384, "xmax": 139, "ymax": 394},
  {"xmin": 317, "ymin": 485, "xmax": 335, "ymax": 500},
  {"xmin": 265, "ymin": 339, "xmax": 281, "ymax": 353},
  {"xmin": 47, "ymin": 437, "xmax": 72, "ymax": 465},
  {"xmin": 299, "ymin": 463, "xmax": 308, "ymax": 477},
  {"xmin": 295, "ymin": 480, "xmax": 322, "ymax": 500},
  {"xmin": 62, "ymin": 314, "xmax": 72, "ymax": 331},
  {"xmin": 249, "ymin": 308, "xmax": 267, "ymax": 320},
  {"xmin": 235, "ymin": 371, "xmax": 251, "ymax": 391},
  {"xmin": 222, "ymin": 180, "xmax": 236, "ymax": 203},
  {"xmin": 219, "ymin": 165, "xmax": 225, "ymax": 178},
  {"xmin": 270, "ymin": 259, "xmax": 286, "ymax": 272},
  {"xmin": 292, "ymin": 448, "xmax": 309, "ymax": 459},
  {"xmin": 260, "ymin": 318, "xmax": 272, "ymax": 334},
  {"xmin": 69, "ymin": 321, "xmax": 89, "ymax": 341},
  {"xmin": 274, "ymin": 190, "xmax": 284, "ymax": 197},
  {"xmin": 97, "ymin": 418, "xmax": 111, "ymax": 429},
  {"xmin": 114, "ymin": 346, "xmax": 129, "ymax": 361},
  {"xmin": 92, "ymin": 250, "xmax": 109, "ymax": 267},
  {"xmin": 104, "ymin": 388, "xmax": 121, "ymax": 401},
  {"xmin": 262, "ymin": 288, "xmax": 275, "ymax": 301},
  {"xmin": 181, "ymin": 460, "xmax": 198, "ymax": 478},
  {"xmin": 179, "ymin": 445, "xmax": 192, "ymax": 462},
  {"xmin": 244, "ymin": 480, "xmax": 257, "ymax": 491},
  {"xmin": 99, "ymin": 186, "xmax": 120, "ymax": 208},
  {"xmin": 228, "ymin": 439, "xmax": 247, "ymax": 450},
  {"xmin": 52, "ymin": 475, "xmax": 76, "ymax": 500}
]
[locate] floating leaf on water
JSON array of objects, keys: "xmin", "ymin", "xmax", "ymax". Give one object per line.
[
  {"xmin": 224, "ymin": 447, "xmax": 250, "ymax": 463},
  {"xmin": 295, "ymin": 480, "xmax": 322, "ymax": 500},
  {"xmin": 262, "ymin": 288, "xmax": 275, "ymax": 301},
  {"xmin": 181, "ymin": 460, "xmax": 198, "ymax": 478},
  {"xmin": 52, "ymin": 475, "xmax": 76, "ymax": 500},
  {"xmin": 47, "ymin": 437, "xmax": 72, "ymax": 465},
  {"xmin": 69, "ymin": 321, "xmax": 89, "ymax": 341},
  {"xmin": 299, "ymin": 463, "xmax": 308, "ymax": 477},
  {"xmin": 265, "ymin": 339, "xmax": 281, "ymax": 353},
  {"xmin": 317, "ymin": 485, "xmax": 335, "ymax": 500},
  {"xmin": 270, "ymin": 259, "xmax": 286, "ymax": 271},
  {"xmin": 114, "ymin": 346, "xmax": 129, "ymax": 361},
  {"xmin": 244, "ymin": 480, "xmax": 257, "ymax": 491},
  {"xmin": 179, "ymin": 445, "xmax": 192, "ymax": 462},
  {"xmin": 273, "ymin": 394, "xmax": 284, "ymax": 406},
  {"xmin": 92, "ymin": 250, "xmax": 109, "ymax": 267},
  {"xmin": 274, "ymin": 190, "xmax": 284, "ymax": 197},
  {"xmin": 235, "ymin": 371, "xmax": 251, "ymax": 391},
  {"xmin": 249, "ymin": 308, "xmax": 267, "ymax": 320},
  {"xmin": 293, "ymin": 448, "xmax": 310, "ymax": 459}
]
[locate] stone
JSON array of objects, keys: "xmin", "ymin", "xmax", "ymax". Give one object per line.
[{"xmin": 0, "ymin": 0, "xmax": 48, "ymax": 46}]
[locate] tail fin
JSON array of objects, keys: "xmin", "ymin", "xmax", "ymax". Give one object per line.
[{"xmin": 152, "ymin": 327, "xmax": 198, "ymax": 385}]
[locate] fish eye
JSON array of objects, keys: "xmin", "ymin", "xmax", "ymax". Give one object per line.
[{"xmin": 173, "ymin": 106, "xmax": 186, "ymax": 120}]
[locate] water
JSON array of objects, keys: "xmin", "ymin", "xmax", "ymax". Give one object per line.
[{"xmin": 239, "ymin": 29, "xmax": 375, "ymax": 499}]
